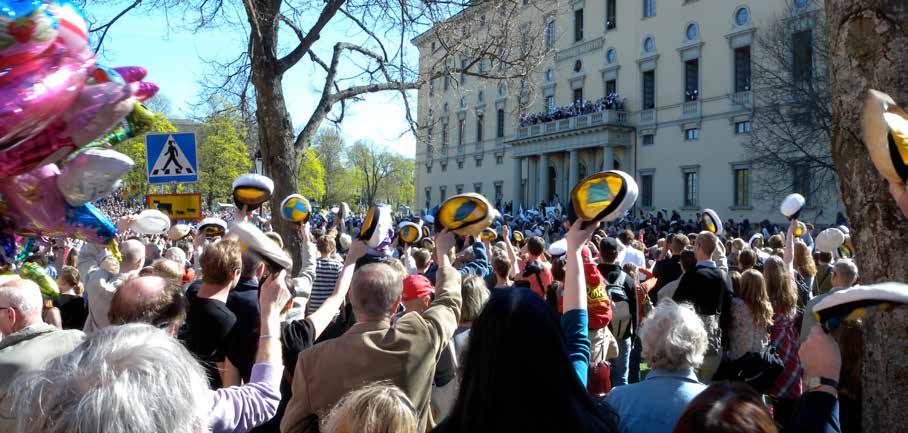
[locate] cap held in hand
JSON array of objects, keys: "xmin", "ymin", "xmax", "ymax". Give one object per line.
[
  {"xmin": 398, "ymin": 221, "xmax": 423, "ymax": 245},
  {"xmin": 280, "ymin": 194, "xmax": 311, "ymax": 223},
  {"xmin": 230, "ymin": 221, "xmax": 292, "ymax": 271},
  {"xmin": 780, "ymin": 193, "xmax": 806, "ymax": 220},
  {"xmin": 702, "ymin": 209, "xmax": 723, "ymax": 235},
  {"xmin": 232, "ymin": 174, "xmax": 274, "ymax": 210},
  {"xmin": 436, "ymin": 193, "xmax": 496, "ymax": 236},
  {"xmin": 567, "ymin": 170, "xmax": 638, "ymax": 224},
  {"xmin": 862, "ymin": 89, "xmax": 908, "ymax": 184},
  {"xmin": 198, "ymin": 217, "xmax": 228, "ymax": 238},
  {"xmin": 359, "ymin": 206, "xmax": 393, "ymax": 248}
]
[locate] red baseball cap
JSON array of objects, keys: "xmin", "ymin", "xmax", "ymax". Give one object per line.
[{"xmin": 402, "ymin": 275, "xmax": 434, "ymax": 301}]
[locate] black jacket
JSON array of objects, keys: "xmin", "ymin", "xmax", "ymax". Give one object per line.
[
  {"xmin": 673, "ymin": 265, "xmax": 733, "ymax": 349},
  {"xmin": 651, "ymin": 255, "xmax": 682, "ymax": 302},
  {"xmin": 597, "ymin": 263, "xmax": 638, "ymax": 337}
]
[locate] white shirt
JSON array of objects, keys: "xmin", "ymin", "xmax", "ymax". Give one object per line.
[{"xmin": 620, "ymin": 245, "xmax": 646, "ymax": 269}]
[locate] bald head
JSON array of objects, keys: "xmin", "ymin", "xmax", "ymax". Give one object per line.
[
  {"xmin": 350, "ymin": 263, "xmax": 403, "ymax": 320},
  {"xmin": 120, "ymin": 240, "xmax": 147, "ymax": 272},
  {"xmin": 0, "ymin": 276, "xmax": 44, "ymax": 335},
  {"xmin": 109, "ymin": 276, "xmax": 186, "ymax": 333}
]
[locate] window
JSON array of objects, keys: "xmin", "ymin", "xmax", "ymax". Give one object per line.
[
  {"xmin": 734, "ymin": 167, "xmax": 751, "ymax": 207},
  {"xmin": 545, "ymin": 68, "xmax": 554, "ymax": 81},
  {"xmin": 478, "ymin": 91, "xmax": 484, "ymax": 103},
  {"xmin": 642, "ymin": 134, "xmax": 654, "ymax": 145},
  {"xmin": 496, "ymin": 155, "xmax": 504, "ymax": 164},
  {"xmin": 683, "ymin": 170, "xmax": 699, "ymax": 207},
  {"xmin": 792, "ymin": 30, "xmax": 813, "ymax": 83},
  {"xmin": 545, "ymin": 96, "xmax": 555, "ymax": 111},
  {"xmin": 498, "ymin": 82, "xmax": 506, "ymax": 97},
  {"xmin": 427, "ymin": 164, "xmax": 432, "ymax": 174},
  {"xmin": 476, "ymin": 114, "xmax": 484, "ymax": 142},
  {"xmin": 643, "ymin": 0, "xmax": 655, "ymax": 18},
  {"xmin": 574, "ymin": 9, "xmax": 584, "ymax": 42},
  {"xmin": 686, "ymin": 23, "xmax": 698, "ymax": 41},
  {"xmin": 476, "ymin": 158, "xmax": 483, "ymax": 167},
  {"xmin": 685, "ymin": 59, "xmax": 699, "ymax": 101},
  {"xmin": 545, "ymin": 18, "xmax": 556, "ymax": 48},
  {"xmin": 573, "ymin": 88, "xmax": 583, "ymax": 102},
  {"xmin": 641, "ymin": 174, "xmax": 654, "ymax": 207},
  {"xmin": 792, "ymin": 163, "xmax": 812, "ymax": 202},
  {"xmin": 444, "ymin": 74, "xmax": 450, "ymax": 91},
  {"xmin": 644, "ymin": 37, "xmax": 655, "ymax": 53},
  {"xmin": 441, "ymin": 162, "xmax": 448, "ymax": 172},
  {"xmin": 456, "ymin": 184, "xmax": 464, "ymax": 195},
  {"xmin": 606, "ymin": 48, "xmax": 617, "ymax": 64},
  {"xmin": 460, "ymin": 59, "xmax": 468, "ymax": 84},
  {"xmin": 685, "ymin": 128, "xmax": 700, "ymax": 140},
  {"xmin": 457, "ymin": 119, "xmax": 465, "ymax": 146},
  {"xmin": 735, "ymin": 121, "xmax": 752, "ymax": 134},
  {"xmin": 606, "ymin": 0, "xmax": 617, "ymax": 29},
  {"xmin": 440, "ymin": 186, "xmax": 447, "ymax": 201},
  {"xmin": 457, "ymin": 160, "xmax": 464, "ymax": 169},
  {"xmin": 735, "ymin": 7, "xmax": 750, "ymax": 26},
  {"xmin": 474, "ymin": 183, "xmax": 482, "ymax": 194},
  {"xmin": 734, "ymin": 46, "xmax": 752, "ymax": 92},
  {"xmin": 496, "ymin": 109, "xmax": 505, "ymax": 138},
  {"xmin": 460, "ymin": 96, "xmax": 467, "ymax": 108},
  {"xmin": 441, "ymin": 124, "xmax": 449, "ymax": 148},
  {"xmin": 642, "ymin": 70, "xmax": 655, "ymax": 109},
  {"xmin": 605, "ymin": 79, "xmax": 617, "ymax": 96},
  {"xmin": 495, "ymin": 182, "xmax": 503, "ymax": 203}
]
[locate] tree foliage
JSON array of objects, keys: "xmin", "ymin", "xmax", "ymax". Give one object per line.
[
  {"xmin": 311, "ymin": 128, "xmax": 347, "ymax": 206},
  {"xmin": 297, "ymin": 148, "xmax": 326, "ymax": 202},
  {"xmin": 197, "ymin": 108, "xmax": 252, "ymax": 208}
]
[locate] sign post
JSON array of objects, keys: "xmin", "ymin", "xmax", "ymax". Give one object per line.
[{"xmin": 146, "ymin": 133, "xmax": 199, "ymax": 184}]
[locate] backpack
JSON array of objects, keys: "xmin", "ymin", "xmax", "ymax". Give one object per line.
[{"xmin": 606, "ymin": 272, "xmax": 632, "ymax": 340}]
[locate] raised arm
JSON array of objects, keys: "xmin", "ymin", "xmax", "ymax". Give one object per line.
[
  {"xmin": 562, "ymin": 219, "xmax": 596, "ymax": 386},
  {"xmin": 784, "ymin": 219, "xmax": 797, "ymax": 272},
  {"xmin": 501, "ymin": 225, "xmax": 520, "ymax": 280}
]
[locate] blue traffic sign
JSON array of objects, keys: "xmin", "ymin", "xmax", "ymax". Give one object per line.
[{"xmin": 146, "ymin": 133, "xmax": 199, "ymax": 184}]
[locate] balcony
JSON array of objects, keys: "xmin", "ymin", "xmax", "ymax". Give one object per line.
[
  {"xmin": 515, "ymin": 110, "xmax": 628, "ymax": 140},
  {"xmin": 682, "ymin": 100, "xmax": 701, "ymax": 118},
  {"xmin": 638, "ymin": 109, "xmax": 656, "ymax": 125},
  {"xmin": 731, "ymin": 90, "xmax": 753, "ymax": 108}
]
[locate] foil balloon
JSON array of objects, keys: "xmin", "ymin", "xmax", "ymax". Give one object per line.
[
  {"xmin": 56, "ymin": 148, "xmax": 134, "ymax": 206},
  {"xmin": 0, "ymin": 1, "xmax": 59, "ymax": 65},
  {"xmin": 0, "ymin": 44, "xmax": 90, "ymax": 148},
  {"xmin": 18, "ymin": 261, "xmax": 59, "ymax": 299},
  {"xmin": 45, "ymin": 0, "xmax": 89, "ymax": 57}
]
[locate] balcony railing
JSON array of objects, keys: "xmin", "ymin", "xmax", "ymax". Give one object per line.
[
  {"xmin": 732, "ymin": 90, "xmax": 753, "ymax": 108},
  {"xmin": 682, "ymin": 100, "xmax": 701, "ymax": 118},
  {"xmin": 515, "ymin": 110, "xmax": 628, "ymax": 139},
  {"xmin": 638, "ymin": 109, "xmax": 656, "ymax": 125}
]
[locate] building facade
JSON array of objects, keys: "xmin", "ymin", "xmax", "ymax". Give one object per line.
[{"xmin": 413, "ymin": 0, "xmax": 842, "ymax": 225}]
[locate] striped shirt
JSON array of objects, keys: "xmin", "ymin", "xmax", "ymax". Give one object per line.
[{"xmin": 306, "ymin": 257, "xmax": 343, "ymax": 315}]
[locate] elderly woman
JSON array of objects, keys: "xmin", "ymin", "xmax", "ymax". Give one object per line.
[{"xmin": 605, "ymin": 299, "xmax": 708, "ymax": 433}]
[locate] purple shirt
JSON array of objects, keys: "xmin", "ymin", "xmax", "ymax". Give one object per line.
[{"xmin": 208, "ymin": 362, "xmax": 283, "ymax": 433}]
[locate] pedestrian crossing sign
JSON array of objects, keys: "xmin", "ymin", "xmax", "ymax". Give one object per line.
[{"xmin": 146, "ymin": 132, "xmax": 199, "ymax": 184}]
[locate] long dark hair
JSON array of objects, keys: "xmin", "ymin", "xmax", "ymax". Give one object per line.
[{"xmin": 437, "ymin": 288, "xmax": 617, "ymax": 433}]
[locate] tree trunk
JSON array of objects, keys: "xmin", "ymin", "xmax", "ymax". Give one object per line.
[{"xmin": 826, "ymin": 2, "xmax": 908, "ymax": 432}]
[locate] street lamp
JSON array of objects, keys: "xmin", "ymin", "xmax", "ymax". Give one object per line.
[{"xmin": 253, "ymin": 149, "xmax": 263, "ymax": 175}]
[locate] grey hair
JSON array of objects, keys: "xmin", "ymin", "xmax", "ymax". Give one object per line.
[
  {"xmin": 351, "ymin": 263, "xmax": 403, "ymax": 318},
  {"xmin": 7, "ymin": 324, "xmax": 210, "ymax": 433},
  {"xmin": 639, "ymin": 299, "xmax": 708, "ymax": 371},
  {"xmin": 460, "ymin": 275, "xmax": 489, "ymax": 323},
  {"xmin": 163, "ymin": 247, "xmax": 187, "ymax": 265},
  {"xmin": 834, "ymin": 259, "xmax": 859, "ymax": 286},
  {"xmin": 0, "ymin": 277, "xmax": 43, "ymax": 316}
]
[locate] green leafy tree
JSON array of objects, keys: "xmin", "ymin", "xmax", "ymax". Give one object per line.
[
  {"xmin": 347, "ymin": 140, "xmax": 397, "ymax": 206},
  {"xmin": 297, "ymin": 148, "xmax": 325, "ymax": 203},
  {"xmin": 113, "ymin": 112, "xmax": 177, "ymax": 196},
  {"xmin": 378, "ymin": 155, "xmax": 415, "ymax": 209},
  {"xmin": 311, "ymin": 128, "xmax": 346, "ymax": 206},
  {"xmin": 197, "ymin": 109, "xmax": 252, "ymax": 208}
]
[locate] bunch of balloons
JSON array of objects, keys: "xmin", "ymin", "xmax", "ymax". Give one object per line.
[{"xmin": 0, "ymin": 0, "xmax": 159, "ymax": 263}]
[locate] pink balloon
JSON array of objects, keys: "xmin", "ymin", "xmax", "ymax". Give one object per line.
[
  {"xmin": 61, "ymin": 81, "xmax": 136, "ymax": 147},
  {"xmin": 0, "ymin": 2, "xmax": 60, "ymax": 67},
  {"xmin": 0, "ymin": 120, "xmax": 74, "ymax": 178},
  {"xmin": 0, "ymin": 44, "xmax": 91, "ymax": 147},
  {"xmin": 0, "ymin": 163, "xmax": 117, "ymax": 244}
]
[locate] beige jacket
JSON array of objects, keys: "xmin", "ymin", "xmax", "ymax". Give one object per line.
[{"xmin": 281, "ymin": 264, "xmax": 462, "ymax": 433}]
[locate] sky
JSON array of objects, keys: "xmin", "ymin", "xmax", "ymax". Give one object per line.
[{"xmin": 90, "ymin": 3, "xmax": 417, "ymax": 157}]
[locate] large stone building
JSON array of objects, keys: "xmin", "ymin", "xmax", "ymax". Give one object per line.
[{"xmin": 412, "ymin": 0, "xmax": 843, "ymax": 224}]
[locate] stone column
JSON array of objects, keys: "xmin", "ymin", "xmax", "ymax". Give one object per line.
[
  {"xmin": 512, "ymin": 157, "xmax": 522, "ymax": 210},
  {"xmin": 568, "ymin": 149, "xmax": 579, "ymax": 189},
  {"xmin": 539, "ymin": 153, "xmax": 549, "ymax": 205},
  {"xmin": 603, "ymin": 146, "xmax": 614, "ymax": 171}
]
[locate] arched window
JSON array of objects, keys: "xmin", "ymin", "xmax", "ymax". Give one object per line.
[
  {"xmin": 643, "ymin": 37, "xmax": 655, "ymax": 53},
  {"xmin": 735, "ymin": 6, "xmax": 750, "ymax": 26}
]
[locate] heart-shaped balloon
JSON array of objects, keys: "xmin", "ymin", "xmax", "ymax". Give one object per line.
[{"xmin": 56, "ymin": 148, "xmax": 134, "ymax": 206}]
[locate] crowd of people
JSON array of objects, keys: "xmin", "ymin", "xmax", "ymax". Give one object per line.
[
  {"xmin": 518, "ymin": 93, "xmax": 626, "ymax": 127},
  {"xmin": 0, "ymin": 189, "xmax": 876, "ymax": 433}
]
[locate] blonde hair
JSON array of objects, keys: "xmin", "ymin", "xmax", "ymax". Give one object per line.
[
  {"xmin": 762, "ymin": 256, "xmax": 797, "ymax": 317},
  {"xmin": 321, "ymin": 383, "xmax": 417, "ymax": 433},
  {"xmin": 793, "ymin": 241, "xmax": 817, "ymax": 278},
  {"xmin": 738, "ymin": 270, "xmax": 774, "ymax": 330}
]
